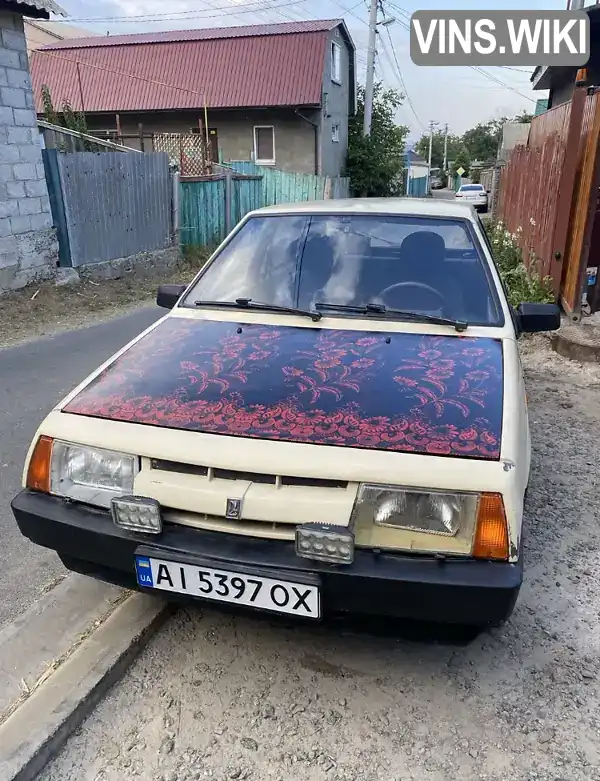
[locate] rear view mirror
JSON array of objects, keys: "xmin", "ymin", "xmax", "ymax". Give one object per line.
[
  {"xmin": 157, "ymin": 284, "xmax": 186, "ymax": 309},
  {"xmin": 517, "ymin": 302, "xmax": 561, "ymax": 332}
]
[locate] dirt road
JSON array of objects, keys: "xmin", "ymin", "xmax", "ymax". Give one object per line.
[{"xmin": 40, "ymin": 334, "xmax": 600, "ymax": 781}]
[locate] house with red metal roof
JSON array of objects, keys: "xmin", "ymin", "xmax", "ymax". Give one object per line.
[{"xmin": 30, "ymin": 19, "xmax": 356, "ymax": 178}]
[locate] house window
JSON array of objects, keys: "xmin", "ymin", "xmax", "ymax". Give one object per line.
[
  {"xmin": 331, "ymin": 42, "xmax": 342, "ymax": 83},
  {"xmin": 332, "ymin": 124, "xmax": 340, "ymax": 143},
  {"xmin": 253, "ymin": 126, "xmax": 275, "ymax": 164}
]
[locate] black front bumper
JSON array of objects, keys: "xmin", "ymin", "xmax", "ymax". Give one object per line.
[{"xmin": 12, "ymin": 490, "xmax": 522, "ymax": 627}]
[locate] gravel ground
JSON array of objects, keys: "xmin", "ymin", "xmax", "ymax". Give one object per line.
[{"xmin": 39, "ymin": 334, "xmax": 600, "ymax": 781}]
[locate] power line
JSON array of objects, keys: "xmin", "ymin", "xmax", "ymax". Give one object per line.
[
  {"xmin": 47, "ymin": 0, "xmax": 318, "ymax": 25},
  {"xmin": 380, "ymin": 27, "xmax": 423, "ymax": 130},
  {"xmin": 34, "ymin": 48, "xmax": 206, "ymax": 103},
  {"xmin": 34, "ymin": 22, "xmax": 368, "ymax": 106},
  {"xmin": 498, "ymin": 66, "xmax": 534, "ymax": 74},
  {"xmin": 381, "ymin": 7, "xmax": 536, "ymax": 105},
  {"xmin": 330, "ymin": 0, "xmax": 369, "ymax": 26},
  {"xmin": 469, "ymin": 65, "xmax": 536, "ymax": 103}
]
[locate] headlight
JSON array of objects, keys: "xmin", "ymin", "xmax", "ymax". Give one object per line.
[
  {"xmin": 352, "ymin": 484, "xmax": 478, "ymax": 538},
  {"xmin": 50, "ymin": 441, "xmax": 138, "ymax": 509}
]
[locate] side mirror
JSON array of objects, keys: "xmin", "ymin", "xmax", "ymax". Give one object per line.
[
  {"xmin": 516, "ymin": 302, "xmax": 561, "ymax": 333},
  {"xmin": 486, "ymin": 190, "xmax": 491, "ymax": 194},
  {"xmin": 157, "ymin": 283, "xmax": 186, "ymax": 309}
]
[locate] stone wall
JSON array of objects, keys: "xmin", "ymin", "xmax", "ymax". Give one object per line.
[{"xmin": 0, "ymin": 9, "xmax": 57, "ymax": 291}]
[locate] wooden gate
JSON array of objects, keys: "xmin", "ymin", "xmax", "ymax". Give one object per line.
[{"xmin": 561, "ymin": 89, "xmax": 600, "ymax": 317}]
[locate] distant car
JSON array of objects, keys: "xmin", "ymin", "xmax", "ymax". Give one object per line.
[
  {"xmin": 430, "ymin": 177, "xmax": 444, "ymax": 190},
  {"xmin": 13, "ymin": 198, "xmax": 561, "ymax": 629},
  {"xmin": 455, "ymin": 183, "xmax": 488, "ymax": 212}
]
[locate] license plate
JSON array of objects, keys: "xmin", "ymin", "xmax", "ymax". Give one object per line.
[{"xmin": 135, "ymin": 556, "xmax": 320, "ymax": 619}]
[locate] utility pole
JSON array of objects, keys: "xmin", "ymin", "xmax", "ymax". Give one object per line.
[
  {"xmin": 427, "ymin": 120, "xmax": 435, "ymax": 169},
  {"xmin": 443, "ymin": 123, "xmax": 449, "ymax": 173},
  {"xmin": 363, "ymin": 0, "xmax": 379, "ymax": 136},
  {"xmin": 427, "ymin": 120, "xmax": 438, "ymax": 194}
]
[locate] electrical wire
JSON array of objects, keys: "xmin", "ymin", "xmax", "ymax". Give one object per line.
[
  {"xmin": 34, "ymin": 9, "xmax": 369, "ymax": 105},
  {"xmin": 498, "ymin": 66, "xmax": 535, "ymax": 74},
  {"xmin": 380, "ymin": 26, "xmax": 423, "ymax": 130},
  {"xmin": 329, "ymin": 0, "xmax": 368, "ymax": 27},
  {"xmin": 34, "ymin": 48, "xmax": 207, "ymax": 102},
  {"xmin": 47, "ymin": 0, "xmax": 319, "ymax": 25},
  {"xmin": 381, "ymin": 5, "xmax": 537, "ymax": 104},
  {"xmin": 469, "ymin": 65, "xmax": 536, "ymax": 103}
]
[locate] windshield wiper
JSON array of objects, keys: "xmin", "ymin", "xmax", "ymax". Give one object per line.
[
  {"xmin": 194, "ymin": 297, "xmax": 322, "ymax": 322},
  {"xmin": 314, "ymin": 302, "xmax": 468, "ymax": 332}
]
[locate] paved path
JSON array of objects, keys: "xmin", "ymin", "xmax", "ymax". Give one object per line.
[
  {"xmin": 431, "ymin": 188, "xmax": 456, "ymax": 200},
  {"xmin": 0, "ymin": 307, "xmax": 161, "ymax": 629}
]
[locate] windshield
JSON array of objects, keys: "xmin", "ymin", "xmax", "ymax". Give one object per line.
[
  {"xmin": 459, "ymin": 185, "xmax": 484, "ymax": 192},
  {"xmin": 185, "ymin": 213, "xmax": 503, "ymax": 326}
]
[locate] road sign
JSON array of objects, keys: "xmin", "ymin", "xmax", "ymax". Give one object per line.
[{"xmin": 456, "ymin": 166, "xmax": 465, "ymax": 176}]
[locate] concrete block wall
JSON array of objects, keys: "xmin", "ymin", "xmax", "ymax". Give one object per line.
[{"xmin": 0, "ymin": 10, "xmax": 57, "ymax": 291}]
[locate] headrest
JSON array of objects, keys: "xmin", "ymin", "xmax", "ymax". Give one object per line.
[{"xmin": 400, "ymin": 231, "xmax": 445, "ymax": 261}]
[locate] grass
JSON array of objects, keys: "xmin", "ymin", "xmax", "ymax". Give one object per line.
[{"xmin": 484, "ymin": 220, "xmax": 555, "ymax": 308}]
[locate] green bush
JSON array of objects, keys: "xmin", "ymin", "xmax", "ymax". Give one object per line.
[{"xmin": 484, "ymin": 221, "xmax": 554, "ymax": 308}]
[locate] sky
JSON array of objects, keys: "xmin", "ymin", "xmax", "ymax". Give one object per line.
[{"xmin": 46, "ymin": 0, "xmax": 569, "ymax": 144}]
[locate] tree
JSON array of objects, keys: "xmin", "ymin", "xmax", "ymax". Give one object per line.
[
  {"xmin": 346, "ymin": 83, "xmax": 409, "ymax": 197},
  {"xmin": 41, "ymin": 84, "xmax": 88, "ymax": 136},
  {"xmin": 461, "ymin": 121, "xmax": 501, "ymax": 162},
  {"xmin": 513, "ymin": 110, "xmax": 534, "ymax": 123},
  {"xmin": 452, "ymin": 146, "xmax": 472, "ymax": 176},
  {"xmin": 415, "ymin": 130, "xmax": 461, "ymax": 171}
]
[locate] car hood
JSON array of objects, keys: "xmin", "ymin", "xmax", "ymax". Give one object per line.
[{"xmin": 63, "ymin": 317, "xmax": 504, "ymax": 460}]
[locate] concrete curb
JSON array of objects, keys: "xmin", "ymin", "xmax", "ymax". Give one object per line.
[
  {"xmin": 551, "ymin": 331, "xmax": 600, "ymax": 364},
  {"xmin": 0, "ymin": 592, "xmax": 170, "ymax": 781}
]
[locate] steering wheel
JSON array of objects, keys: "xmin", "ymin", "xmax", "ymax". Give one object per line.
[{"xmin": 378, "ymin": 281, "xmax": 445, "ymax": 309}]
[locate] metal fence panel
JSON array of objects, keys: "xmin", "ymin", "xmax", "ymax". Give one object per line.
[
  {"xmin": 57, "ymin": 152, "xmax": 172, "ymax": 267},
  {"xmin": 180, "ymin": 178, "xmax": 226, "ymax": 248},
  {"xmin": 407, "ymin": 176, "xmax": 427, "ymax": 197}
]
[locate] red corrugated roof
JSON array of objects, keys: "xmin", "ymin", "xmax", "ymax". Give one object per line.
[
  {"xmin": 31, "ymin": 20, "xmax": 348, "ymax": 113},
  {"xmin": 39, "ymin": 19, "xmax": 341, "ymax": 48}
]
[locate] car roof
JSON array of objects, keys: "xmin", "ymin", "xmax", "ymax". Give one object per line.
[{"xmin": 248, "ymin": 197, "xmax": 477, "ymax": 221}]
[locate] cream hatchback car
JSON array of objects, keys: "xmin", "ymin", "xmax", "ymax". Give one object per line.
[{"xmin": 13, "ymin": 198, "xmax": 560, "ymax": 628}]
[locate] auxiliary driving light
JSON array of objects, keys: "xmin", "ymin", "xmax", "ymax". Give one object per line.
[
  {"xmin": 295, "ymin": 523, "xmax": 354, "ymax": 565},
  {"xmin": 111, "ymin": 496, "xmax": 162, "ymax": 535}
]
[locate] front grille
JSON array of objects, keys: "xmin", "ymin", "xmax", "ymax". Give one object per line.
[
  {"xmin": 151, "ymin": 459, "xmax": 208, "ymax": 477},
  {"xmin": 163, "ymin": 510, "xmax": 296, "ymax": 541},
  {"xmin": 213, "ymin": 467, "xmax": 275, "ymax": 484},
  {"xmin": 150, "ymin": 458, "xmax": 347, "ymax": 490}
]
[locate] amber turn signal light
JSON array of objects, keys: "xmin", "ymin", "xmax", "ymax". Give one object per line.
[
  {"xmin": 26, "ymin": 435, "xmax": 53, "ymax": 493},
  {"xmin": 473, "ymin": 493, "xmax": 509, "ymax": 561}
]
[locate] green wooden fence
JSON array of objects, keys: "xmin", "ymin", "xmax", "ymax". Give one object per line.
[{"xmin": 179, "ymin": 163, "xmax": 350, "ymax": 249}]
